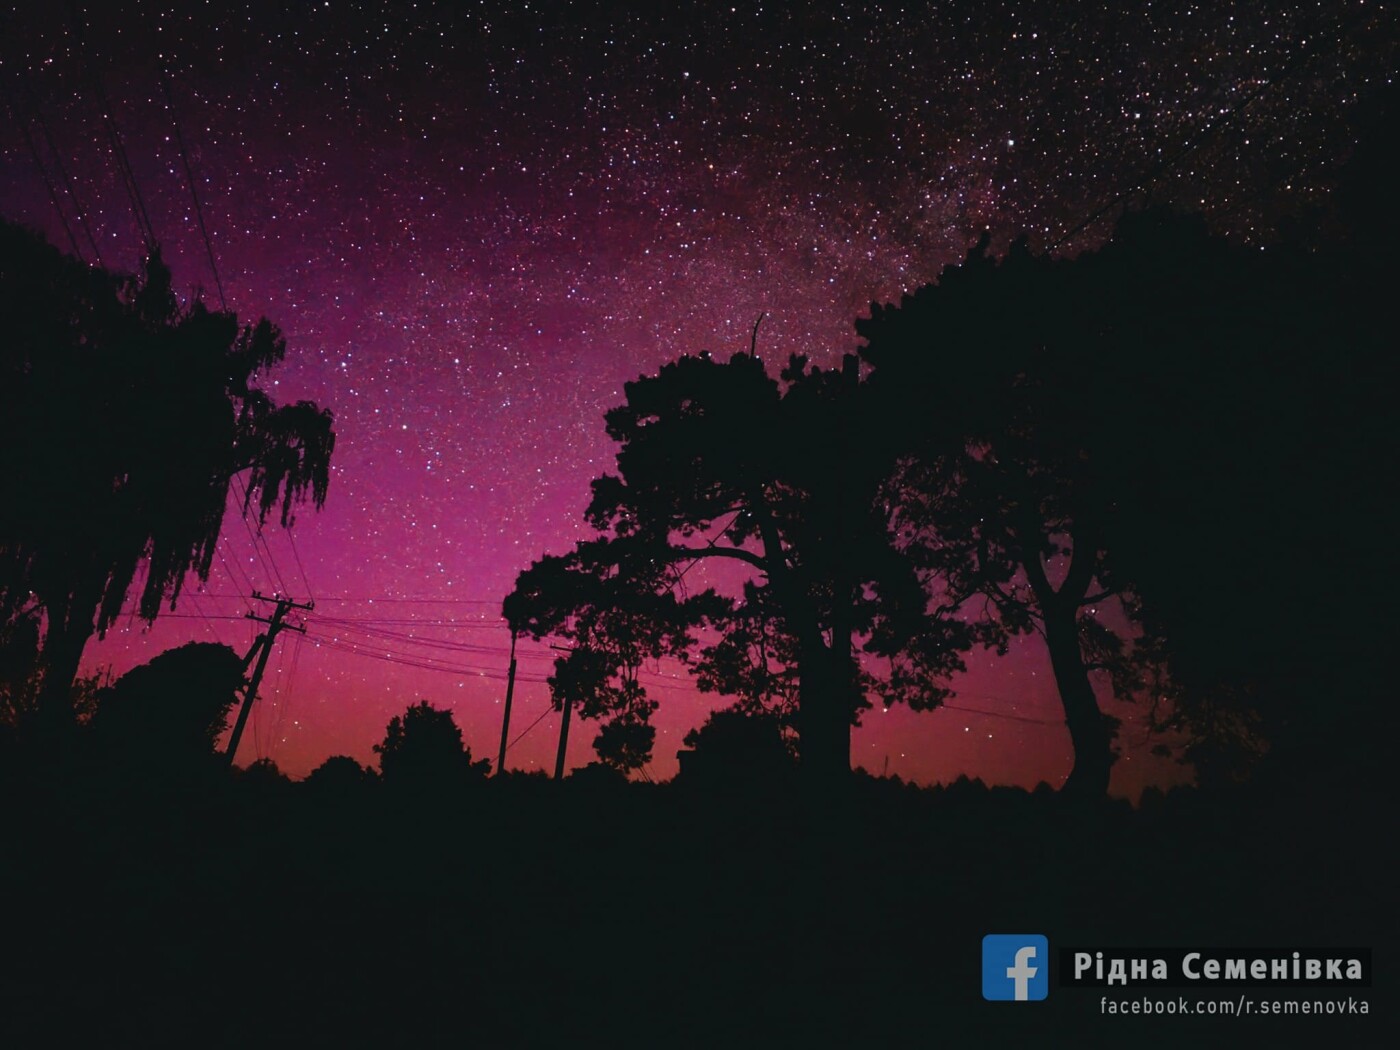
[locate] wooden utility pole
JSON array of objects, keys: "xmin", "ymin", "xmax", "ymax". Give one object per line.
[
  {"xmin": 495, "ymin": 628, "xmax": 518, "ymax": 776},
  {"xmin": 553, "ymin": 691, "xmax": 575, "ymax": 780},
  {"xmin": 547, "ymin": 642, "xmax": 577, "ymax": 779},
  {"xmin": 225, "ymin": 591, "xmax": 311, "ymax": 766}
]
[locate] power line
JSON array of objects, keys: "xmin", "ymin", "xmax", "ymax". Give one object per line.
[
  {"xmin": 304, "ymin": 633, "xmax": 551, "ymax": 681},
  {"xmin": 505, "ymin": 705, "xmax": 554, "ymax": 752},
  {"xmin": 105, "ymin": 607, "xmax": 1049, "ymax": 720},
  {"xmin": 939, "ymin": 700, "xmax": 1062, "ymax": 727},
  {"xmin": 301, "ymin": 629, "xmax": 706, "ymax": 698},
  {"xmin": 152, "ymin": 609, "xmax": 1053, "ymax": 714},
  {"xmin": 229, "ymin": 475, "xmax": 291, "ymax": 597},
  {"xmin": 214, "ymin": 540, "xmax": 257, "ymax": 613},
  {"xmin": 21, "ymin": 78, "xmax": 105, "ymax": 266},
  {"xmin": 308, "ymin": 617, "xmax": 556, "ymax": 657},
  {"xmin": 265, "ymin": 596, "xmax": 505, "ymax": 605},
  {"xmin": 311, "ymin": 618, "xmax": 695, "ymax": 679},
  {"xmin": 260, "ymin": 621, "xmax": 291, "ymax": 759},
  {"xmin": 286, "ymin": 526, "xmax": 315, "ymax": 604},
  {"xmin": 60, "ymin": 20, "xmax": 301, "ymax": 607},
  {"xmin": 157, "ymin": 602, "xmax": 509, "ymax": 629},
  {"xmin": 143, "ymin": 613, "xmax": 251, "ymax": 621},
  {"xmin": 184, "ymin": 591, "xmax": 224, "ymax": 644},
  {"xmin": 225, "ymin": 592, "xmax": 311, "ymax": 766},
  {"xmin": 159, "ymin": 64, "xmax": 226, "ymax": 310},
  {"xmin": 153, "ymin": 54, "xmax": 305, "ymax": 605},
  {"xmin": 66, "ymin": 1, "xmax": 157, "ymax": 253},
  {"xmin": 5, "ymin": 89, "xmax": 84, "ymax": 260},
  {"xmin": 274, "ymin": 629, "xmax": 305, "ymax": 747},
  {"xmin": 310, "ymin": 616, "xmax": 491, "ymax": 631}
]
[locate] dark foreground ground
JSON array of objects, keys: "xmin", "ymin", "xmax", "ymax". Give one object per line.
[{"xmin": 2, "ymin": 763, "xmax": 1389, "ymax": 1048}]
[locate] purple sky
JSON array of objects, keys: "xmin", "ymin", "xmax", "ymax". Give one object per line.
[{"xmin": 2, "ymin": 0, "xmax": 1390, "ymax": 792}]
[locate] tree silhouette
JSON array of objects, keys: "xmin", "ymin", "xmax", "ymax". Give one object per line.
[
  {"xmin": 1095, "ymin": 106, "xmax": 1395, "ymax": 791},
  {"xmin": 0, "ymin": 221, "xmax": 334, "ymax": 729},
  {"xmin": 505, "ymin": 351, "xmax": 987, "ymax": 788},
  {"xmin": 503, "ymin": 542, "xmax": 693, "ymax": 776},
  {"xmin": 857, "ymin": 207, "xmax": 1362, "ymax": 798},
  {"xmin": 374, "ymin": 700, "xmax": 490, "ymax": 789},
  {"xmin": 679, "ymin": 706, "xmax": 795, "ymax": 785},
  {"xmin": 238, "ymin": 755, "xmax": 292, "ymax": 792},
  {"xmin": 89, "ymin": 641, "xmax": 245, "ymax": 773},
  {"xmin": 858, "ymin": 241, "xmax": 1125, "ymax": 799},
  {"xmin": 306, "ymin": 754, "xmax": 377, "ymax": 792}
]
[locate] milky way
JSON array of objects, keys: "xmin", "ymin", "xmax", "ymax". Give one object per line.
[{"xmin": 2, "ymin": 0, "xmax": 1392, "ymax": 790}]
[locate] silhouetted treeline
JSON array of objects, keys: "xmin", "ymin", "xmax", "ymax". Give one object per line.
[
  {"xmin": 859, "ymin": 202, "xmax": 1393, "ymax": 796},
  {"xmin": 1, "ymin": 752, "xmax": 1387, "ymax": 1046},
  {"xmin": 504, "ymin": 92, "xmax": 1395, "ymax": 800},
  {"xmin": 1, "ymin": 638, "xmax": 1387, "ymax": 1042}
]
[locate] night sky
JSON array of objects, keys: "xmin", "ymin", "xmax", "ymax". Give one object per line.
[{"xmin": 2, "ymin": 1, "xmax": 1391, "ymax": 791}]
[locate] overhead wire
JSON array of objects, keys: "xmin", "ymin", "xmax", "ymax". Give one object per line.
[
  {"xmin": 938, "ymin": 700, "xmax": 1063, "ymax": 727},
  {"xmin": 261, "ymin": 621, "xmax": 290, "ymax": 760},
  {"xmin": 305, "ymin": 633, "xmax": 550, "ymax": 682},
  {"xmin": 184, "ymin": 591, "xmax": 224, "ymax": 644},
  {"xmin": 262, "ymin": 596, "xmax": 505, "ymax": 604},
  {"xmin": 159, "ymin": 62, "xmax": 226, "ymax": 310},
  {"xmin": 505, "ymin": 705, "xmax": 555, "ymax": 753},
  {"xmin": 228, "ymin": 475, "xmax": 291, "ymax": 597},
  {"xmin": 274, "ymin": 629, "xmax": 305, "ymax": 747},
  {"xmin": 171, "ymin": 55, "xmax": 315, "ymax": 622},
  {"xmin": 66, "ymin": 1, "xmax": 157, "ymax": 252},
  {"xmin": 309, "ymin": 616, "xmax": 552, "ymax": 657},
  {"xmin": 214, "ymin": 542, "xmax": 258, "ymax": 614},
  {"xmin": 292, "ymin": 618, "xmax": 496, "ymax": 631},
  {"xmin": 286, "ymin": 527, "xmax": 315, "ymax": 605},
  {"xmin": 15, "ymin": 12, "xmax": 319, "ymax": 760},
  {"xmin": 310, "ymin": 617, "xmax": 699, "ymax": 689},
  {"xmin": 21, "ymin": 78, "xmax": 105, "ymax": 265},
  {"xmin": 5, "ymin": 88, "xmax": 85, "ymax": 260}
]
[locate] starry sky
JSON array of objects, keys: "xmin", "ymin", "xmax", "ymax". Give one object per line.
[{"xmin": 1, "ymin": 0, "xmax": 1392, "ymax": 792}]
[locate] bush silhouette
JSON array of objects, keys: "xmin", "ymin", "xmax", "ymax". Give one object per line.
[
  {"xmin": 90, "ymin": 642, "xmax": 244, "ymax": 774},
  {"xmin": 373, "ymin": 701, "xmax": 490, "ymax": 790},
  {"xmin": 679, "ymin": 707, "xmax": 795, "ymax": 785},
  {"xmin": 306, "ymin": 754, "xmax": 376, "ymax": 793}
]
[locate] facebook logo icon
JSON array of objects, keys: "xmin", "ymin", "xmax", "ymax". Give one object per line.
[{"xmin": 982, "ymin": 935, "xmax": 1049, "ymax": 1001}]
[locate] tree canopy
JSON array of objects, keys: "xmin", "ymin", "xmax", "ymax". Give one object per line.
[
  {"xmin": 504, "ymin": 350, "xmax": 989, "ymax": 786},
  {"xmin": 89, "ymin": 641, "xmax": 246, "ymax": 771},
  {"xmin": 374, "ymin": 700, "xmax": 491, "ymax": 789},
  {"xmin": 0, "ymin": 221, "xmax": 335, "ymax": 727},
  {"xmin": 858, "ymin": 201, "xmax": 1391, "ymax": 794},
  {"xmin": 678, "ymin": 706, "xmax": 795, "ymax": 787},
  {"xmin": 507, "ymin": 194, "xmax": 1391, "ymax": 799}
]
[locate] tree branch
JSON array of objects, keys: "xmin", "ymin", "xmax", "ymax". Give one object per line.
[
  {"xmin": 750, "ymin": 312, "xmax": 766, "ymax": 356},
  {"xmin": 1019, "ymin": 544, "xmax": 1057, "ymax": 609},
  {"xmin": 664, "ymin": 544, "xmax": 768, "ymax": 573}
]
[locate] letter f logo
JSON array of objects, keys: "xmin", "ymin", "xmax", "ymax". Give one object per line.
[
  {"xmin": 1007, "ymin": 946, "xmax": 1039, "ymax": 1001},
  {"xmin": 982, "ymin": 934, "xmax": 1049, "ymax": 1001}
]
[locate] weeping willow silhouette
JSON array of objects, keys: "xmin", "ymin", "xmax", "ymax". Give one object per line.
[{"xmin": 0, "ymin": 220, "xmax": 334, "ymax": 729}]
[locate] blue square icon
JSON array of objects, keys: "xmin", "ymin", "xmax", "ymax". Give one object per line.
[{"xmin": 982, "ymin": 934, "xmax": 1049, "ymax": 1001}]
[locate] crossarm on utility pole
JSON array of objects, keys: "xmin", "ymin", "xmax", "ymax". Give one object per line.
[{"xmin": 224, "ymin": 592, "xmax": 311, "ymax": 766}]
